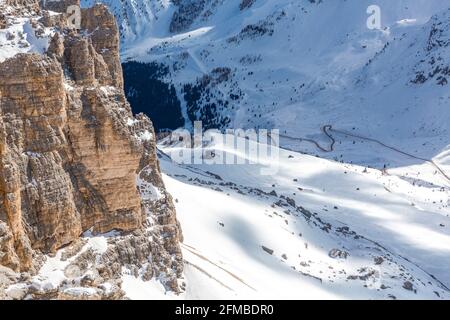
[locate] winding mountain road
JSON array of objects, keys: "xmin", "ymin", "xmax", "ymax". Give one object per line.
[
  {"xmin": 277, "ymin": 125, "xmax": 335, "ymax": 152},
  {"xmin": 277, "ymin": 125, "xmax": 450, "ymax": 183},
  {"xmin": 158, "ymin": 124, "xmax": 450, "ymax": 183}
]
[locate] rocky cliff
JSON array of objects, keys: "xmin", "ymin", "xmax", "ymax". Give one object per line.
[{"xmin": 0, "ymin": 0, "xmax": 183, "ymax": 299}]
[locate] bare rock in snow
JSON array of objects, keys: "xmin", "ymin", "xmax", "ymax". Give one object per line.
[
  {"xmin": 262, "ymin": 246, "xmax": 274, "ymax": 255},
  {"xmin": 403, "ymin": 281, "xmax": 414, "ymax": 291},
  {"xmin": 240, "ymin": 0, "xmax": 256, "ymax": 11},
  {"xmin": 0, "ymin": 14, "xmax": 7, "ymax": 29},
  {"xmin": 328, "ymin": 248, "xmax": 349, "ymax": 259}
]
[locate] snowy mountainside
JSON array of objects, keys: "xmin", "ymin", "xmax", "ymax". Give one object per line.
[
  {"xmin": 86, "ymin": 0, "xmax": 450, "ymax": 166},
  {"xmin": 120, "ymin": 133, "xmax": 450, "ymax": 299}
]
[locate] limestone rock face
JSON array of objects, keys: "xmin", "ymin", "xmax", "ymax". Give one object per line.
[
  {"xmin": 0, "ymin": 2, "xmax": 183, "ymax": 298},
  {"xmin": 40, "ymin": 0, "xmax": 79, "ymax": 14},
  {"xmin": 81, "ymin": 4, "xmax": 124, "ymax": 89},
  {"xmin": 5, "ymin": 0, "xmax": 40, "ymax": 12}
]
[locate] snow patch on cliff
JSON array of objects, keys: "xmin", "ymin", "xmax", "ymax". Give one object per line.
[{"xmin": 0, "ymin": 18, "xmax": 53, "ymax": 63}]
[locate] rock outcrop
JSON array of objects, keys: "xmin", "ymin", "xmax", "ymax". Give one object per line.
[
  {"xmin": 0, "ymin": 0, "xmax": 183, "ymax": 299},
  {"xmin": 240, "ymin": 0, "xmax": 256, "ymax": 11},
  {"xmin": 0, "ymin": 14, "xmax": 6, "ymax": 29}
]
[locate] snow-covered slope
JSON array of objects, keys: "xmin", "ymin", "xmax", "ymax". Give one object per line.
[{"xmin": 119, "ymin": 133, "xmax": 450, "ymax": 299}]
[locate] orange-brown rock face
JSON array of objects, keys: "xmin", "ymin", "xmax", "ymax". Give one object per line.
[
  {"xmin": 0, "ymin": 54, "xmax": 73, "ymax": 270},
  {"xmin": 0, "ymin": 3, "xmax": 182, "ymax": 294},
  {"xmin": 66, "ymin": 86, "xmax": 145, "ymax": 234},
  {"xmin": 81, "ymin": 5, "xmax": 124, "ymax": 89}
]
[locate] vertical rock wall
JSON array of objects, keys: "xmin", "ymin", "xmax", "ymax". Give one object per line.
[{"xmin": 0, "ymin": 0, "xmax": 183, "ymax": 297}]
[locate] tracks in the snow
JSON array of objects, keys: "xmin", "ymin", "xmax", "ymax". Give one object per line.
[
  {"xmin": 184, "ymin": 261, "xmax": 235, "ymax": 291},
  {"xmin": 277, "ymin": 125, "xmax": 335, "ymax": 152},
  {"xmin": 182, "ymin": 243, "xmax": 256, "ymax": 292}
]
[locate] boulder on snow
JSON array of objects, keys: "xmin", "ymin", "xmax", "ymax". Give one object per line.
[
  {"xmin": 328, "ymin": 248, "xmax": 349, "ymax": 259},
  {"xmin": 403, "ymin": 281, "xmax": 414, "ymax": 291},
  {"xmin": 262, "ymin": 246, "xmax": 274, "ymax": 255}
]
